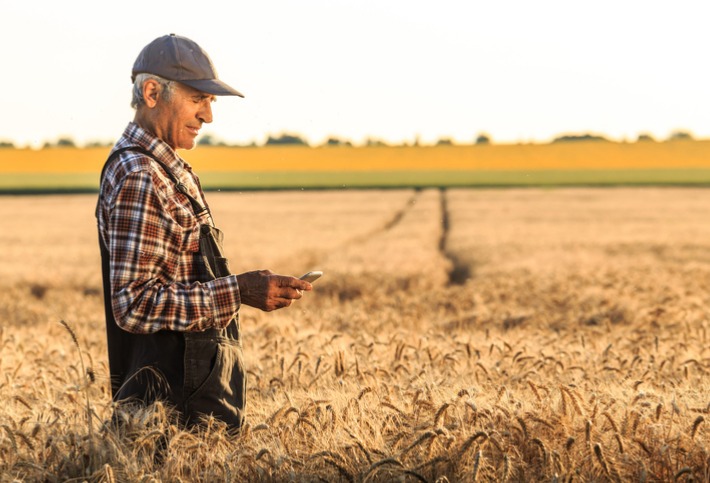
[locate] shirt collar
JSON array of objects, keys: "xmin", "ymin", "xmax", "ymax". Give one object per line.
[{"xmin": 121, "ymin": 122, "xmax": 188, "ymax": 176}]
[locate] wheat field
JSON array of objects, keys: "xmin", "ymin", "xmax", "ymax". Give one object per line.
[
  {"xmin": 5, "ymin": 140, "xmax": 710, "ymax": 174},
  {"xmin": 5, "ymin": 140, "xmax": 710, "ymax": 191},
  {"xmin": 0, "ymin": 188, "xmax": 708, "ymax": 481}
]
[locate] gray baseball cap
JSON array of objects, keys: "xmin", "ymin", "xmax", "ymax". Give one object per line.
[{"xmin": 132, "ymin": 33, "xmax": 244, "ymax": 98}]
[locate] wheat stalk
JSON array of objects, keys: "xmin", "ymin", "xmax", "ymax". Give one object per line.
[
  {"xmin": 350, "ymin": 439, "xmax": 373, "ymax": 465},
  {"xmin": 674, "ymin": 467, "xmax": 692, "ymax": 481},
  {"xmin": 528, "ymin": 381, "xmax": 542, "ymax": 403},
  {"xmin": 565, "ymin": 437, "xmax": 575, "ymax": 452},
  {"xmin": 2, "ymin": 425, "xmax": 17, "ymax": 453},
  {"xmin": 320, "ymin": 455, "xmax": 354, "ymax": 483},
  {"xmin": 434, "ymin": 403, "xmax": 450, "ymax": 428},
  {"xmin": 634, "ymin": 438, "xmax": 652, "ymax": 456},
  {"xmin": 501, "ymin": 454, "xmax": 512, "ymax": 482},
  {"xmin": 400, "ymin": 430, "xmax": 437, "ymax": 458},
  {"xmin": 471, "ymin": 449, "xmax": 483, "ymax": 482},
  {"xmin": 403, "ymin": 469, "xmax": 428, "ymax": 482},
  {"xmin": 363, "ymin": 457, "xmax": 403, "ymax": 482},
  {"xmin": 100, "ymin": 463, "xmax": 115, "ymax": 483},
  {"xmin": 516, "ymin": 416, "xmax": 529, "ymax": 440},
  {"xmin": 614, "ymin": 433, "xmax": 624, "ymax": 454},
  {"xmin": 530, "ymin": 437, "xmax": 548, "ymax": 468},
  {"xmin": 559, "ymin": 388, "xmax": 568, "ymax": 417},
  {"xmin": 15, "ymin": 431, "xmax": 34, "ymax": 451},
  {"xmin": 561, "ymin": 386, "xmax": 584, "ymax": 416},
  {"xmin": 13, "ymin": 395, "xmax": 32, "ymax": 411},
  {"xmin": 357, "ymin": 386, "xmax": 373, "ymax": 400},
  {"xmin": 690, "ymin": 415, "xmax": 704, "ymax": 438},
  {"xmin": 255, "ymin": 448, "xmax": 272, "ymax": 461},
  {"xmin": 59, "ymin": 320, "xmax": 94, "ymax": 439},
  {"xmin": 458, "ymin": 431, "xmax": 488, "ymax": 461},
  {"xmin": 602, "ymin": 412, "xmax": 619, "ymax": 434},
  {"xmin": 593, "ymin": 443, "xmax": 610, "ymax": 477}
]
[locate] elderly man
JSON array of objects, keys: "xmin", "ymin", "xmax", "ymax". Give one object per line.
[{"xmin": 96, "ymin": 34, "xmax": 312, "ymax": 428}]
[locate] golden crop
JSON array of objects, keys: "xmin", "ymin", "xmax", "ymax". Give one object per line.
[
  {"xmin": 0, "ymin": 188, "xmax": 708, "ymax": 481},
  {"xmin": 2, "ymin": 139, "xmax": 710, "ymax": 175}
]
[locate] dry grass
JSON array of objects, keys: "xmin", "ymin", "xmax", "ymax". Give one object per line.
[{"xmin": 0, "ymin": 187, "xmax": 708, "ymax": 481}]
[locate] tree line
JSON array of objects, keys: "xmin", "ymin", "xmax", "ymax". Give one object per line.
[{"xmin": 0, "ymin": 130, "xmax": 696, "ymax": 149}]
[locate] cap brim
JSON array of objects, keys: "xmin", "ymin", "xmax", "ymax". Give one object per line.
[{"xmin": 181, "ymin": 78, "xmax": 245, "ymax": 98}]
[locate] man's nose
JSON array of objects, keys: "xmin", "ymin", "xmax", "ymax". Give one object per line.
[{"xmin": 199, "ymin": 102, "xmax": 213, "ymax": 124}]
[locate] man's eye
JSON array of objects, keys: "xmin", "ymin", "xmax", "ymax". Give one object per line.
[{"xmin": 192, "ymin": 96, "xmax": 215, "ymax": 104}]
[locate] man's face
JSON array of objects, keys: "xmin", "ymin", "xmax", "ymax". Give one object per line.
[{"xmin": 153, "ymin": 82, "xmax": 216, "ymax": 150}]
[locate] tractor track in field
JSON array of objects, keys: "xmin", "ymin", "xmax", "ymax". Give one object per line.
[
  {"xmin": 339, "ymin": 188, "xmax": 423, "ymax": 248},
  {"xmin": 299, "ymin": 188, "xmax": 472, "ymax": 286},
  {"xmin": 439, "ymin": 188, "xmax": 472, "ymax": 285},
  {"xmin": 382, "ymin": 188, "xmax": 422, "ymax": 231},
  {"xmin": 351, "ymin": 186, "xmax": 472, "ymax": 286}
]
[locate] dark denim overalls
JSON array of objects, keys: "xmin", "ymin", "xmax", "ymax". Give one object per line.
[{"xmin": 98, "ymin": 146, "xmax": 246, "ymax": 428}]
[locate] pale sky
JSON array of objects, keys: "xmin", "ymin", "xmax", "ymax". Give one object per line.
[{"xmin": 3, "ymin": 0, "xmax": 710, "ymax": 147}]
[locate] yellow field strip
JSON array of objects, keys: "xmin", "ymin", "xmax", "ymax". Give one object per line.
[{"xmin": 1, "ymin": 140, "xmax": 709, "ymax": 174}]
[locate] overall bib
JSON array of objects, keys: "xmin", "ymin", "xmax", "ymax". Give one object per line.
[{"xmin": 98, "ymin": 147, "xmax": 246, "ymax": 428}]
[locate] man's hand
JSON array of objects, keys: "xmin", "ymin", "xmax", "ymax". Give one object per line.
[{"xmin": 236, "ymin": 270, "xmax": 313, "ymax": 311}]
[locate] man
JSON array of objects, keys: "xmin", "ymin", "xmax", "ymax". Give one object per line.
[{"xmin": 96, "ymin": 34, "xmax": 312, "ymax": 428}]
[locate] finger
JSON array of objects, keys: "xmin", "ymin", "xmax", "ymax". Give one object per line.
[
  {"xmin": 293, "ymin": 280, "xmax": 312, "ymax": 291},
  {"xmin": 276, "ymin": 276, "xmax": 312, "ymax": 291},
  {"xmin": 276, "ymin": 297, "xmax": 292, "ymax": 309},
  {"xmin": 270, "ymin": 294, "xmax": 294, "ymax": 308},
  {"xmin": 286, "ymin": 287, "xmax": 305, "ymax": 300},
  {"xmin": 275, "ymin": 286, "xmax": 305, "ymax": 298}
]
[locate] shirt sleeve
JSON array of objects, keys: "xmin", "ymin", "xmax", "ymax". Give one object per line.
[{"xmin": 107, "ymin": 169, "xmax": 240, "ymax": 334}]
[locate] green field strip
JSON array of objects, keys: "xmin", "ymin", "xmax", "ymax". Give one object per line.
[
  {"xmin": 197, "ymin": 169, "xmax": 710, "ymax": 189},
  {"xmin": 5, "ymin": 169, "xmax": 710, "ymax": 193},
  {"xmin": 0, "ymin": 173, "xmax": 99, "ymax": 193}
]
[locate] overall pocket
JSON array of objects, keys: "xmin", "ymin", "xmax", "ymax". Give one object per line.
[
  {"xmin": 183, "ymin": 334, "xmax": 246, "ymax": 428},
  {"xmin": 199, "ymin": 224, "xmax": 231, "ymax": 279}
]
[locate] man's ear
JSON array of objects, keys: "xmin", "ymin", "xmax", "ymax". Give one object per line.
[{"xmin": 142, "ymin": 79, "xmax": 161, "ymax": 108}]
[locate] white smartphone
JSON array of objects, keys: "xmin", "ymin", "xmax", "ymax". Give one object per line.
[{"xmin": 299, "ymin": 270, "xmax": 323, "ymax": 283}]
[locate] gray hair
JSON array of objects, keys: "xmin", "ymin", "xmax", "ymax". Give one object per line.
[{"xmin": 131, "ymin": 73, "xmax": 175, "ymax": 108}]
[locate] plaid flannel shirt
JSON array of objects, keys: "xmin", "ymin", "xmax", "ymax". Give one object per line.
[{"xmin": 96, "ymin": 122, "xmax": 240, "ymax": 334}]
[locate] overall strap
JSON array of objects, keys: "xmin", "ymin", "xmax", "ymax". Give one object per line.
[{"xmin": 101, "ymin": 146, "xmax": 208, "ymax": 216}]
